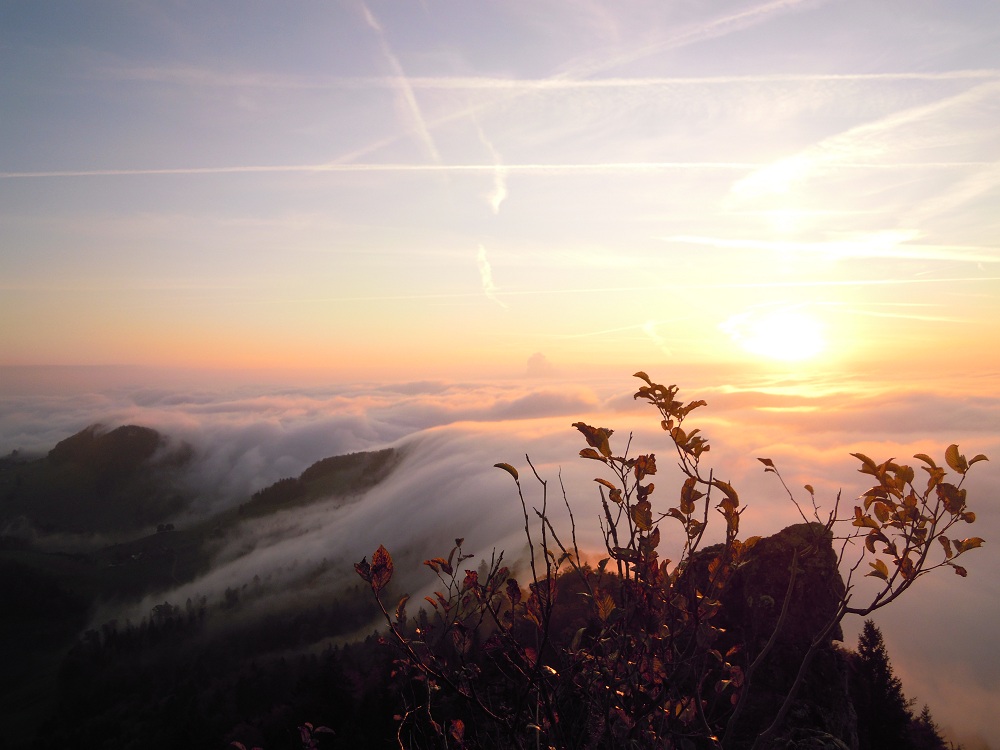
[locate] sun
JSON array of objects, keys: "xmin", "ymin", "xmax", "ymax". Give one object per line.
[{"xmin": 722, "ymin": 308, "xmax": 826, "ymax": 362}]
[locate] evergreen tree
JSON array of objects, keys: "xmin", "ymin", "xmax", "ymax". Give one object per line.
[
  {"xmin": 908, "ymin": 705, "xmax": 950, "ymax": 750},
  {"xmin": 851, "ymin": 619, "xmax": 913, "ymax": 750}
]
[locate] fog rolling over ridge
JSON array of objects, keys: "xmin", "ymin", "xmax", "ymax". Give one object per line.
[{"xmin": 2, "ymin": 368, "xmax": 999, "ymax": 748}]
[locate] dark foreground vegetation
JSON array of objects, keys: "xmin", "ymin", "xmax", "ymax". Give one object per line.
[
  {"xmin": 355, "ymin": 373, "xmax": 982, "ymax": 749},
  {"xmin": 0, "ymin": 373, "xmax": 985, "ymax": 748}
]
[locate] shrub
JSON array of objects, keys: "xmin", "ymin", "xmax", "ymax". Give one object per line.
[{"xmin": 356, "ymin": 373, "xmax": 985, "ymax": 749}]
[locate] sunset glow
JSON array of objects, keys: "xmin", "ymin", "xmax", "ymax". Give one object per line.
[
  {"xmin": 2, "ymin": 3, "xmax": 1000, "ymax": 747},
  {"xmin": 723, "ymin": 308, "xmax": 827, "ymax": 362}
]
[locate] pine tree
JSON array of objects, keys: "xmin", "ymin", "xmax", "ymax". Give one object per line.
[
  {"xmin": 851, "ymin": 619, "xmax": 913, "ymax": 750},
  {"xmin": 908, "ymin": 705, "xmax": 949, "ymax": 750}
]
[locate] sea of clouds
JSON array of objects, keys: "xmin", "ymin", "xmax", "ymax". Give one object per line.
[{"xmin": 2, "ymin": 365, "xmax": 998, "ymax": 748}]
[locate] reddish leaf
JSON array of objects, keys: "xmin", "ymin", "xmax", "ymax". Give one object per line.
[
  {"xmin": 370, "ymin": 545, "xmax": 393, "ymax": 591},
  {"xmin": 463, "ymin": 569, "xmax": 479, "ymax": 591},
  {"xmin": 506, "ymin": 578, "xmax": 522, "ymax": 607}
]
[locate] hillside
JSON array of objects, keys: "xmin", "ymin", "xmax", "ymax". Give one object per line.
[
  {"xmin": 0, "ymin": 425, "xmax": 400, "ymax": 749},
  {"xmin": 0, "ymin": 424, "xmax": 194, "ymax": 537}
]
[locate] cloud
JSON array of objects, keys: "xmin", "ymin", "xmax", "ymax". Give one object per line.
[
  {"xmin": 526, "ymin": 352, "xmax": 555, "ymax": 378},
  {"xmin": 476, "ymin": 244, "xmax": 507, "ymax": 309},
  {"xmin": 3, "ymin": 368, "xmax": 999, "ymax": 746},
  {"xmin": 476, "ymin": 123, "xmax": 508, "ymax": 214},
  {"xmin": 730, "ymin": 81, "xmax": 1000, "ymax": 199}
]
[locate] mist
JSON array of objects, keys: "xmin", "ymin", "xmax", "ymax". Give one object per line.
[{"xmin": 2, "ymin": 365, "xmax": 998, "ymax": 746}]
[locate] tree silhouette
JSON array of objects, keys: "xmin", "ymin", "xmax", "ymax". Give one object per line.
[
  {"xmin": 852, "ymin": 619, "xmax": 912, "ymax": 750},
  {"xmin": 908, "ymin": 705, "xmax": 950, "ymax": 750}
]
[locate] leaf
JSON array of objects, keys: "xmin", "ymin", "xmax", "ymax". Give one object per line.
[
  {"xmin": 953, "ymin": 564, "xmax": 968, "ymax": 577},
  {"xmin": 594, "ymin": 477, "xmax": 617, "ymax": 491},
  {"xmin": 713, "ymin": 479, "xmax": 739, "ymax": 506},
  {"xmin": 631, "ymin": 499, "xmax": 653, "ymax": 531},
  {"xmin": 463, "ymin": 569, "xmax": 480, "ymax": 590},
  {"xmin": 572, "ymin": 422, "xmax": 614, "ymax": 458},
  {"xmin": 579, "ymin": 448, "xmax": 606, "ymax": 462},
  {"xmin": 494, "ymin": 462, "xmax": 519, "ymax": 481},
  {"xmin": 354, "ymin": 556, "xmax": 371, "ymax": 583},
  {"xmin": 851, "ymin": 452, "xmax": 880, "ymax": 476},
  {"xmin": 371, "ymin": 545, "xmax": 393, "ymax": 592},
  {"xmin": 634, "ymin": 453, "xmax": 657, "ymax": 480},
  {"xmin": 757, "ymin": 457, "xmax": 776, "ymax": 473},
  {"xmin": 804, "ymin": 484, "xmax": 814, "ymax": 495},
  {"xmin": 936, "ymin": 483, "xmax": 967, "ymax": 515},
  {"xmin": 596, "ymin": 591, "xmax": 616, "ymax": 622},
  {"xmin": 396, "ymin": 594, "xmax": 410, "ymax": 621},
  {"xmin": 852, "ymin": 507, "xmax": 880, "ymax": 530},
  {"xmin": 945, "ymin": 444, "xmax": 968, "ymax": 474},
  {"xmin": 913, "ymin": 453, "xmax": 938, "ymax": 468},
  {"xmin": 938, "ymin": 536, "xmax": 953, "ymax": 559},
  {"xmin": 969, "ymin": 453, "xmax": 989, "ymax": 467},
  {"xmin": 866, "ymin": 558, "xmax": 889, "ymax": 580},
  {"xmin": 956, "ymin": 537, "xmax": 985, "ymax": 554},
  {"xmin": 506, "ymin": 578, "xmax": 522, "ymax": 607}
]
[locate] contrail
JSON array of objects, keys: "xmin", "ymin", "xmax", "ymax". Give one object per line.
[
  {"xmin": 361, "ymin": 3, "xmax": 441, "ymax": 164},
  {"xmin": 240, "ymin": 275, "xmax": 1000, "ymax": 305},
  {"xmin": 99, "ymin": 66, "xmax": 1000, "ymax": 91},
  {"xmin": 731, "ymin": 81, "xmax": 1000, "ymax": 197},
  {"xmin": 8, "ymin": 160, "xmax": 993, "ymax": 180}
]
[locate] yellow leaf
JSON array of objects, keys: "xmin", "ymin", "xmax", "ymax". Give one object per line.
[
  {"xmin": 913, "ymin": 453, "xmax": 937, "ymax": 468},
  {"xmin": 851, "ymin": 452, "xmax": 879, "ymax": 476},
  {"xmin": 494, "ymin": 462, "xmax": 519, "ymax": 481},
  {"xmin": 945, "ymin": 444, "xmax": 968, "ymax": 474},
  {"xmin": 631, "ymin": 499, "xmax": 653, "ymax": 531},
  {"xmin": 956, "ymin": 537, "xmax": 985, "ymax": 553},
  {"xmin": 854, "ymin": 516, "xmax": 880, "ymax": 530},
  {"xmin": 866, "ymin": 558, "xmax": 889, "ymax": 580},
  {"xmin": 713, "ymin": 479, "xmax": 739, "ymax": 505},
  {"xmin": 596, "ymin": 591, "xmax": 616, "ymax": 622}
]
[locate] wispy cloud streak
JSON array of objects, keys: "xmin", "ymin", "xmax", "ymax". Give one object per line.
[
  {"xmin": 99, "ymin": 66, "xmax": 1000, "ymax": 90},
  {"xmin": 666, "ymin": 234, "xmax": 1000, "ymax": 263},
  {"xmin": 360, "ymin": 3, "xmax": 441, "ymax": 163},
  {"xmin": 732, "ymin": 81, "xmax": 1000, "ymax": 197},
  {"xmin": 476, "ymin": 245, "xmax": 507, "ymax": 309}
]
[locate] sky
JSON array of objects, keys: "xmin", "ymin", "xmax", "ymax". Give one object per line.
[
  {"xmin": 2, "ymin": 1, "xmax": 1000, "ymax": 747},
  {"xmin": 1, "ymin": 0, "xmax": 999, "ymax": 378}
]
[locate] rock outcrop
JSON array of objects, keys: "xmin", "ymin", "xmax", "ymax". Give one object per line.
[{"xmin": 712, "ymin": 522, "xmax": 858, "ymax": 750}]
